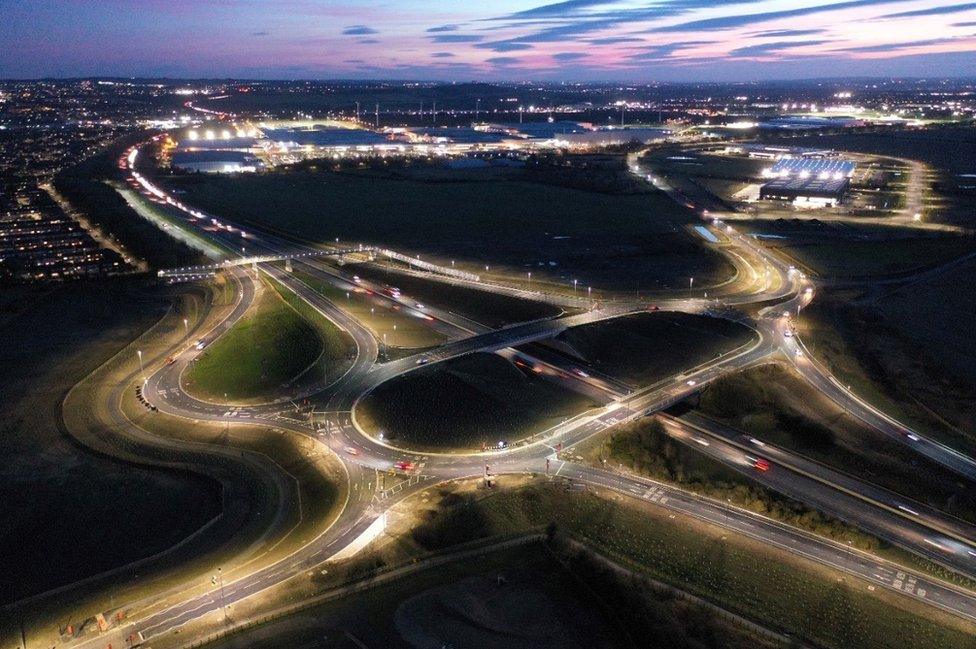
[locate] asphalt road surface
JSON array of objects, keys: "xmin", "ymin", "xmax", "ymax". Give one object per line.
[{"xmin": 22, "ymin": 142, "xmax": 976, "ymax": 648}]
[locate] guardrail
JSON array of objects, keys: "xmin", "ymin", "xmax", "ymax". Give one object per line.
[
  {"xmin": 379, "ymin": 248, "xmax": 480, "ymax": 282},
  {"xmin": 157, "ymin": 246, "xmax": 371, "ymax": 278}
]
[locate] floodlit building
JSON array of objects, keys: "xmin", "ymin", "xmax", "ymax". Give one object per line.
[
  {"xmin": 553, "ymin": 127, "xmax": 671, "ymax": 147},
  {"xmin": 759, "ymin": 176, "xmax": 849, "ymax": 206},
  {"xmin": 171, "ymin": 151, "xmax": 263, "ymax": 173},
  {"xmin": 759, "ymin": 157, "xmax": 855, "ymax": 207}
]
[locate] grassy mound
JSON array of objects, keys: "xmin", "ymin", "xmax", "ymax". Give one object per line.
[
  {"xmin": 356, "ymin": 352, "xmax": 598, "ymax": 451},
  {"xmin": 555, "ymin": 312, "xmax": 757, "ymax": 386},
  {"xmin": 186, "ymin": 280, "xmax": 322, "ymax": 400}
]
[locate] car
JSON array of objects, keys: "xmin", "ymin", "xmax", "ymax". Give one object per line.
[
  {"xmin": 572, "ymin": 368, "xmax": 589, "ymax": 378},
  {"xmin": 648, "ymin": 304, "xmax": 660, "ymax": 311},
  {"xmin": 754, "ymin": 457, "xmax": 770, "ymax": 472},
  {"xmin": 415, "ymin": 303, "xmax": 425, "ymax": 309},
  {"xmin": 686, "ymin": 379, "xmax": 697, "ymax": 386},
  {"xmin": 194, "ymin": 340, "xmax": 206, "ymax": 350},
  {"xmin": 352, "ymin": 275, "xmax": 361, "ymax": 283},
  {"xmin": 416, "ymin": 357, "xmax": 429, "ymax": 365},
  {"xmin": 165, "ymin": 356, "xmax": 176, "ymax": 365},
  {"xmin": 394, "ymin": 460, "xmax": 415, "ymax": 472},
  {"xmin": 343, "ymin": 446, "xmax": 359, "ymax": 456}
]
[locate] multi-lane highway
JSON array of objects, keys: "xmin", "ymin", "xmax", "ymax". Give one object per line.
[{"xmin": 27, "ymin": 140, "xmax": 976, "ymax": 647}]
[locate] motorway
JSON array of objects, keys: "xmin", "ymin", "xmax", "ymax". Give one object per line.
[{"xmin": 25, "ymin": 141, "xmax": 976, "ymax": 647}]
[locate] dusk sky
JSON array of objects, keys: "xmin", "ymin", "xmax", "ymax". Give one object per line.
[{"xmin": 2, "ymin": 0, "xmax": 976, "ymax": 80}]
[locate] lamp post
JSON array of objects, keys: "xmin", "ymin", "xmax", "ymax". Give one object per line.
[
  {"xmin": 137, "ymin": 350, "xmax": 144, "ymax": 379},
  {"xmin": 183, "ymin": 318, "xmax": 188, "ymax": 336}
]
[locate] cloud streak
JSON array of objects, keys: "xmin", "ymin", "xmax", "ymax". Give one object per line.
[
  {"xmin": 1, "ymin": 1, "xmax": 975, "ymax": 81},
  {"xmin": 342, "ymin": 25, "xmax": 378, "ymax": 36}
]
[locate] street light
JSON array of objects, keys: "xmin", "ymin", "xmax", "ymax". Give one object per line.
[
  {"xmin": 137, "ymin": 350, "xmax": 144, "ymax": 378},
  {"xmin": 217, "ymin": 567, "xmax": 227, "ymax": 624},
  {"xmin": 183, "ymin": 318, "xmax": 188, "ymax": 336},
  {"xmin": 573, "ymin": 279, "xmax": 578, "ymax": 295}
]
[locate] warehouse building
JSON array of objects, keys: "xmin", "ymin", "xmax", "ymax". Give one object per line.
[
  {"xmin": 759, "ymin": 157, "xmax": 854, "ymax": 207},
  {"xmin": 759, "ymin": 176, "xmax": 849, "ymax": 206},
  {"xmin": 171, "ymin": 150, "xmax": 264, "ymax": 173}
]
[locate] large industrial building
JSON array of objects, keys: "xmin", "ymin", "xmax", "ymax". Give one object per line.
[
  {"xmin": 759, "ymin": 157, "xmax": 854, "ymax": 207},
  {"xmin": 167, "ymin": 119, "xmax": 674, "ymax": 170},
  {"xmin": 171, "ymin": 150, "xmax": 264, "ymax": 173},
  {"xmin": 551, "ymin": 127, "xmax": 671, "ymax": 147}
]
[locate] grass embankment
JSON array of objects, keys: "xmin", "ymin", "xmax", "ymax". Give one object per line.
[
  {"xmin": 207, "ymin": 541, "xmax": 773, "ymax": 649},
  {"xmin": 695, "ymin": 364, "xmax": 976, "ymax": 524},
  {"xmin": 346, "ymin": 262, "xmax": 562, "ymax": 328},
  {"xmin": 801, "ymin": 289, "xmax": 976, "ymax": 454},
  {"xmin": 595, "ymin": 418, "xmax": 884, "ymax": 553},
  {"xmin": 595, "ymin": 412, "xmax": 976, "ymax": 590},
  {"xmin": 552, "ymin": 312, "xmax": 757, "ymax": 386},
  {"xmin": 356, "ymin": 352, "xmax": 599, "ymax": 451},
  {"xmin": 291, "ymin": 267, "xmax": 448, "ymax": 350},
  {"xmin": 164, "ymin": 169, "xmax": 734, "ymax": 292},
  {"xmin": 185, "ymin": 276, "xmax": 349, "ymax": 401},
  {"xmin": 0, "ymin": 279, "xmax": 220, "ymax": 606},
  {"xmin": 403, "ymin": 480, "xmax": 975, "ymax": 649}
]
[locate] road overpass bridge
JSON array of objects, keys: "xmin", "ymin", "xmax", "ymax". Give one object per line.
[
  {"xmin": 157, "ymin": 246, "xmax": 372, "ymax": 278},
  {"xmin": 157, "ymin": 246, "xmax": 482, "ymax": 283}
]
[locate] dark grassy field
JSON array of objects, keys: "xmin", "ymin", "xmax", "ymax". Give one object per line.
[
  {"xmin": 552, "ymin": 312, "xmax": 757, "ymax": 386},
  {"xmin": 0, "ymin": 280, "xmax": 220, "ymax": 604},
  {"xmin": 872, "ymin": 256, "xmax": 976, "ymax": 387},
  {"xmin": 774, "ymin": 232, "xmax": 976, "ymax": 278},
  {"xmin": 345, "ymin": 262, "xmax": 562, "ymax": 328},
  {"xmin": 209, "ymin": 539, "xmax": 771, "ymax": 649},
  {"xmin": 356, "ymin": 352, "xmax": 598, "ymax": 451},
  {"xmin": 404, "ymin": 481, "xmax": 974, "ymax": 649},
  {"xmin": 802, "ymin": 283, "xmax": 976, "ymax": 453},
  {"xmin": 164, "ymin": 170, "xmax": 733, "ymax": 291},
  {"xmin": 738, "ymin": 220, "xmax": 976, "ymax": 278}
]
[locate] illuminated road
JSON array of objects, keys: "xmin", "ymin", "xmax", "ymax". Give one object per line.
[{"xmin": 22, "ymin": 141, "xmax": 976, "ymax": 647}]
